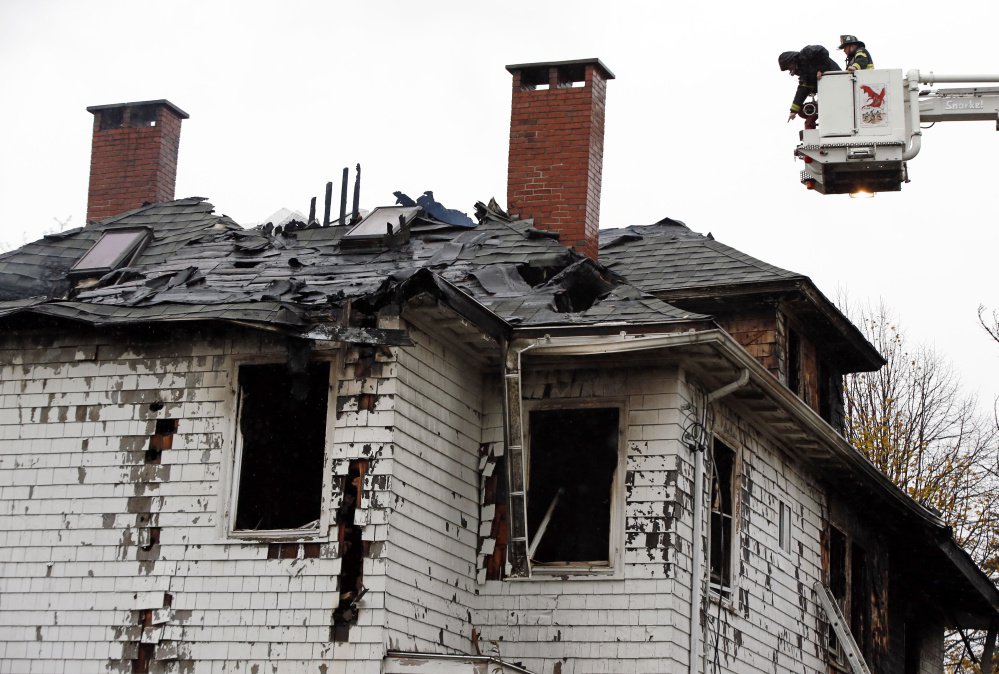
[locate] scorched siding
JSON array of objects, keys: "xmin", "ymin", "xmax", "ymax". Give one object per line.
[
  {"xmin": 0, "ymin": 327, "xmax": 384, "ymax": 674},
  {"xmin": 472, "ymin": 362, "xmax": 690, "ymax": 674},
  {"xmin": 688, "ymin": 373, "xmax": 827, "ymax": 674}
]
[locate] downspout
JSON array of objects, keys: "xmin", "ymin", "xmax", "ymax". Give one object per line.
[{"xmin": 689, "ymin": 369, "xmax": 749, "ymax": 674}]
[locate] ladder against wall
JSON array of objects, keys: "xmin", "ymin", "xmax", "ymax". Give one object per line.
[{"xmin": 813, "ymin": 581, "xmax": 873, "ymax": 674}]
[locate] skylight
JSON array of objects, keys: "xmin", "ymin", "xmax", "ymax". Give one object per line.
[
  {"xmin": 343, "ymin": 206, "xmax": 419, "ymax": 239},
  {"xmin": 71, "ymin": 228, "xmax": 150, "ymax": 276}
]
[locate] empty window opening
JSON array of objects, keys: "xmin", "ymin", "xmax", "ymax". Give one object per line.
[
  {"xmin": 527, "ymin": 407, "xmax": 619, "ymax": 565},
  {"xmin": 827, "ymin": 525, "xmax": 848, "ymax": 661},
  {"xmin": 778, "ymin": 500, "xmax": 792, "ymax": 554},
  {"xmin": 787, "ymin": 327, "xmax": 802, "ymax": 395},
  {"xmin": 824, "ymin": 528, "xmax": 873, "ymax": 664},
  {"xmin": 332, "ymin": 459, "xmax": 368, "ymax": 642},
  {"xmin": 710, "ymin": 438, "xmax": 736, "ymax": 591},
  {"xmin": 233, "ymin": 361, "xmax": 330, "ymax": 531}
]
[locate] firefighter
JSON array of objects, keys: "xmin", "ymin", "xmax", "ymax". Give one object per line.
[
  {"xmin": 838, "ymin": 35, "xmax": 874, "ymax": 71},
  {"xmin": 778, "ymin": 45, "xmax": 842, "ymax": 123}
]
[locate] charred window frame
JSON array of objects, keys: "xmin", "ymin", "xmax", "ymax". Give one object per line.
[
  {"xmin": 825, "ymin": 525, "xmax": 873, "ymax": 666},
  {"xmin": 826, "ymin": 525, "xmax": 848, "ymax": 665},
  {"xmin": 227, "ymin": 358, "xmax": 335, "ymax": 538},
  {"xmin": 709, "ymin": 437, "xmax": 737, "ymax": 593},
  {"xmin": 524, "ymin": 403, "xmax": 624, "ymax": 572}
]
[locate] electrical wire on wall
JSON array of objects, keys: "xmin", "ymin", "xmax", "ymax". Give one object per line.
[{"xmin": 681, "ymin": 384, "xmax": 712, "ymax": 455}]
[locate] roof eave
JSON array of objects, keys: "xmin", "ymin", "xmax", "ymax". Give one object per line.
[{"xmin": 652, "ymin": 278, "xmax": 885, "ymax": 372}]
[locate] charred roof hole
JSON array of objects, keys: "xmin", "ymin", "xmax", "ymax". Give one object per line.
[
  {"xmin": 527, "ymin": 407, "xmax": 619, "ymax": 566},
  {"xmin": 232, "ymin": 361, "xmax": 329, "ymax": 532},
  {"xmin": 543, "ymin": 262, "xmax": 617, "ymax": 313},
  {"xmin": 516, "ymin": 263, "xmax": 561, "ymax": 288}
]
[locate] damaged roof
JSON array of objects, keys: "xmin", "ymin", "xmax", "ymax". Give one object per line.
[
  {"xmin": 599, "ymin": 217, "xmax": 884, "ymax": 372},
  {"xmin": 0, "ymin": 197, "xmax": 705, "ymax": 338},
  {"xmin": 599, "ymin": 217, "xmax": 802, "ymax": 292}
]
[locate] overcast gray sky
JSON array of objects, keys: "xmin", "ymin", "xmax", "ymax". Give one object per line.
[{"xmin": 1, "ymin": 0, "xmax": 997, "ymax": 404}]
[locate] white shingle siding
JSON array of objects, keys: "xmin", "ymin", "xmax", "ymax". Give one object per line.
[
  {"xmin": 385, "ymin": 321, "xmax": 483, "ymax": 655},
  {"xmin": 690, "ymin": 376, "xmax": 827, "ymax": 674},
  {"xmin": 0, "ymin": 328, "xmax": 389, "ymax": 673},
  {"xmin": 473, "ymin": 363, "xmax": 691, "ymax": 674},
  {"xmin": 466, "ymin": 364, "xmax": 833, "ymax": 674},
  {"xmin": 0, "ymin": 321, "xmax": 873, "ymax": 674}
]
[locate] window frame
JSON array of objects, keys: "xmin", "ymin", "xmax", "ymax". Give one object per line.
[
  {"xmin": 708, "ymin": 435, "xmax": 740, "ymax": 599},
  {"xmin": 222, "ymin": 354, "xmax": 339, "ymax": 541},
  {"xmin": 778, "ymin": 499, "xmax": 793, "ymax": 555},
  {"xmin": 521, "ymin": 398, "xmax": 627, "ymax": 576}
]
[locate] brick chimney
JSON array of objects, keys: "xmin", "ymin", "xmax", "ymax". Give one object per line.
[
  {"xmin": 506, "ymin": 59, "xmax": 614, "ymax": 260},
  {"xmin": 85, "ymin": 100, "xmax": 189, "ymax": 224}
]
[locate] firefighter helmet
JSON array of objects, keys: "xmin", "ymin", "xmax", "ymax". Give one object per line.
[
  {"xmin": 838, "ymin": 35, "xmax": 865, "ymax": 49},
  {"xmin": 778, "ymin": 51, "xmax": 799, "ymax": 71}
]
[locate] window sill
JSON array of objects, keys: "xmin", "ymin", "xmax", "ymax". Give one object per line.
[
  {"xmin": 508, "ymin": 564, "xmax": 622, "ymax": 581},
  {"xmin": 707, "ymin": 585, "xmax": 739, "ymax": 614},
  {"xmin": 225, "ymin": 528, "xmax": 325, "ymax": 543}
]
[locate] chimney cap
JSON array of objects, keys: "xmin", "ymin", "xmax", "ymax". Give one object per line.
[
  {"xmin": 86, "ymin": 99, "xmax": 190, "ymax": 120},
  {"xmin": 505, "ymin": 58, "xmax": 615, "ymax": 80}
]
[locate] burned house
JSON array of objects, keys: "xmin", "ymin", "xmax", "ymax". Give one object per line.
[{"xmin": 0, "ymin": 59, "xmax": 996, "ymax": 674}]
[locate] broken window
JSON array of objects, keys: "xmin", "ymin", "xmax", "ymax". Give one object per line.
[
  {"xmin": 826, "ymin": 525, "xmax": 874, "ymax": 664},
  {"xmin": 526, "ymin": 407, "xmax": 620, "ymax": 567},
  {"xmin": 827, "ymin": 525, "xmax": 849, "ymax": 663},
  {"xmin": 231, "ymin": 360, "xmax": 331, "ymax": 533},
  {"xmin": 710, "ymin": 438, "xmax": 736, "ymax": 591}
]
